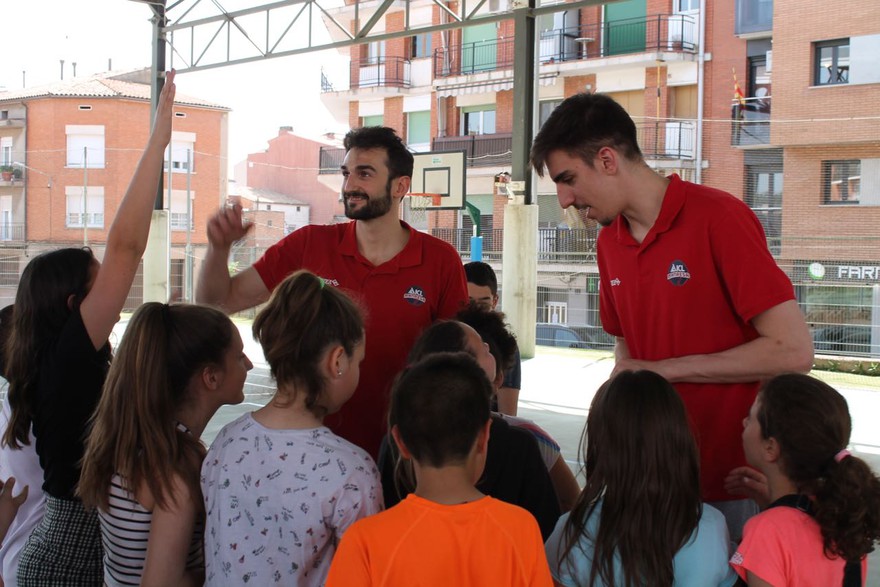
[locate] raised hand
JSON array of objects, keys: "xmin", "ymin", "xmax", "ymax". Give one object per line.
[
  {"xmin": 151, "ymin": 69, "xmax": 176, "ymax": 148},
  {"xmin": 206, "ymin": 203, "xmax": 254, "ymax": 250}
]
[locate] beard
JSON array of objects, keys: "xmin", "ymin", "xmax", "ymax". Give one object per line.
[{"xmin": 343, "ymin": 179, "xmax": 393, "ymax": 220}]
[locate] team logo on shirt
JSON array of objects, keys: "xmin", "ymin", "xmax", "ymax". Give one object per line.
[
  {"xmin": 666, "ymin": 260, "xmax": 691, "ymax": 286},
  {"xmin": 403, "ymin": 285, "xmax": 427, "ymax": 306}
]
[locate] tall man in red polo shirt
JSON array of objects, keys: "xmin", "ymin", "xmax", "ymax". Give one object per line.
[
  {"xmin": 197, "ymin": 127, "xmax": 468, "ymax": 460},
  {"xmin": 530, "ymin": 93, "xmax": 814, "ymax": 539}
]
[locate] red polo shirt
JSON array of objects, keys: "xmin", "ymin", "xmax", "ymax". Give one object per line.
[
  {"xmin": 598, "ymin": 175, "xmax": 795, "ymax": 501},
  {"xmin": 254, "ymin": 221, "xmax": 468, "ymax": 458}
]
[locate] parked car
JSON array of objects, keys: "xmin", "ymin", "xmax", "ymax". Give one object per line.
[
  {"xmin": 812, "ymin": 325, "xmax": 874, "ymax": 356},
  {"xmin": 535, "ymin": 323, "xmax": 614, "ymax": 350}
]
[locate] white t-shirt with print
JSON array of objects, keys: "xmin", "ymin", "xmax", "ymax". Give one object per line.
[{"xmin": 201, "ymin": 413, "xmax": 383, "ymax": 586}]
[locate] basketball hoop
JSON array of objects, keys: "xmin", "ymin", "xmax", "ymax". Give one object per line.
[
  {"xmin": 408, "ymin": 193, "xmax": 443, "ymax": 207},
  {"xmin": 405, "ymin": 193, "xmax": 442, "ymax": 231}
]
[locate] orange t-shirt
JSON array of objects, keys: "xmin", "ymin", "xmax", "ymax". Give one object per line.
[{"xmin": 325, "ymin": 494, "xmax": 553, "ymax": 587}]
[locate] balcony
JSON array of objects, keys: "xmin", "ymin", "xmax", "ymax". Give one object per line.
[
  {"xmin": 318, "ymin": 146, "xmax": 345, "ymax": 175},
  {"xmin": 432, "ymin": 227, "xmax": 598, "ymax": 263},
  {"xmin": 431, "ymin": 133, "xmax": 512, "ymax": 167},
  {"xmin": 731, "ymin": 96, "xmax": 771, "ymax": 147},
  {"xmin": 636, "ymin": 121, "xmax": 695, "ymax": 159},
  {"xmin": 433, "ymin": 14, "xmax": 697, "ymax": 78},
  {"xmin": 348, "ymin": 56, "xmax": 411, "ymax": 90},
  {"xmin": 0, "ymin": 223, "xmax": 25, "ymax": 243}
]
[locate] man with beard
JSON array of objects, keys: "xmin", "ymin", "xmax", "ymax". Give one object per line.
[
  {"xmin": 197, "ymin": 126, "xmax": 468, "ymax": 459},
  {"xmin": 529, "ymin": 93, "xmax": 814, "ymax": 541}
]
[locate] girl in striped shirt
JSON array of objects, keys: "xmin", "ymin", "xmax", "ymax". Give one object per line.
[{"xmin": 79, "ymin": 303, "xmax": 253, "ymax": 586}]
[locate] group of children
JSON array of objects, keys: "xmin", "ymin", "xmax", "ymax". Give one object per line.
[{"xmin": 0, "ymin": 70, "xmax": 876, "ymax": 587}]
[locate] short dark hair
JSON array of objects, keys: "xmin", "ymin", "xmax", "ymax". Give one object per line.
[
  {"xmin": 530, "ymin": 93, "xmax": 643, "ymax": 177},
  {"xmin": 390, "ymin": 352, "xmax": 492, "ymax": 467},
  {"xmin": 463, "ymin": 261, "xmax": 498, "ymax": 296},
  {"xmin": 0, "ymin": 305, "xmax": 13, "ymax": 379},
  {"xmin": 456, "ymin": 304, "xmax": 517, "ymax": 374},
  {"xmin": 344, "ymin": 126, "xmax": 414, "ymax": 180}
]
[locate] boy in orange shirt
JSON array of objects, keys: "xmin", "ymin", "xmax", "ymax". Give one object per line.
[{"xmin": 325, "ymin": 352, "xmax": 553, "ymax": 587}]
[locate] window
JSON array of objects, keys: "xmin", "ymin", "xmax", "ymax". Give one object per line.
[
  {"xmin": 410, "ymin": 34, "xmax": 432, "ymax": 59},
  {"xmin": 735, "ymin": 0, "xmax": 772, "ymax": 35},
  {"xmin": 0, "ymin": 137, "xmax": 11, "ymax": 166},
  {"xmin": 823, "ymin": 160, "xmax": 861, "ymax": 204},
  {"xmin": 407, "ymin": 111, "xmax": 431, "ymax": 151},
  {"xmin": 65, "ymin": 186, "xmax": 104, "ymax": 228},
  {"xmin": 675, "ymin": 0, "xmax": 699, "ymax": 12},
  {"xmin": 362, "ymin": 114, "xmax": 384, "ymax": 127},
  {"xmin": 366, "ymin": 41, "xmax": 386, "ymax": 65},
  {"xmin": 745, "ymin": 166, "xmax": 782, "ymax": 254},
  {"xmin": 164, "ymin": 131, "xmax": 196, "ymax": 173},
  {"xmin": 815, "ymin": 39, "xmax": 850, "ymax": 85},
  {"xmin": 169, "ymin": 190, "xmax": 194, "ymax": 231},
  {"xmin": 539, "ymin": 100, "xmax": 562, "ymax": 129},
  {"xmin": 66, "ymin": 125, "xmax": 105, "ymax": 168},
  {"xmin": 461, "ymin": 106, "xmax": 496, "ymax": 135}
]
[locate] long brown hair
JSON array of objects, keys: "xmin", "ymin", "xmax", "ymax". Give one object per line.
[
  {"xmin": 4, "ymin": 248, "xmax": 98, "ymax": 449},
  {"xmin": 252, "ymin": 270, "xmax": 363, "ymax": 416},
  {"xmin": 79, "ymin": 302, "xmax": 234, "ymax": 510},
  {"xmin": 560, "ymin": 370, "xmax": 701, "ymax": 587},
  {"xmin": 758, "ymin": 374, "xmax": 880, "ymax": 562}
]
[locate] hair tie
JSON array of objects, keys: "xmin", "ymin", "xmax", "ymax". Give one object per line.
[
  {"xmin": 316, "ymin": 275, "xmax": 325, "ymax": 289},
  {"xmin": 834, "ymin": 449, "xmax": 851, "ymax": 463}
]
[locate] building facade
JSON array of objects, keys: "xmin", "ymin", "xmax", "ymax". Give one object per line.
[{"xmin": 0, "ymin": 69, "xmax": 230, "ymax": 306}]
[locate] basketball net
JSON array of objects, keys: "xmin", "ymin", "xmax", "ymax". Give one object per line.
[{"xmin": 405, "ymin": 193, "xmax": 441, "ymax": 231}]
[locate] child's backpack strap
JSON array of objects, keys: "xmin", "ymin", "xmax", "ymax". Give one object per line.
[{"xmin": 767, "ymin": 494, "xmax": 861, "ymax": 587}]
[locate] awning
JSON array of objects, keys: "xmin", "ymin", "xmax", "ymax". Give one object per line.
[{"xmin": 435, "ymin": 73, "xmax": 558, "ymax": 97}]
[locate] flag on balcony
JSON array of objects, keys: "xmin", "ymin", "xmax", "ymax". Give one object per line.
[{"xmin": 733, "ymin": 68, "xmax": 746, "ymax": 106}]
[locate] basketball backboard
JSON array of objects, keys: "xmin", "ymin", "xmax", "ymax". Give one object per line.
[{"xmin": 410, "ymin": 150, "xmax": 466, "ymax": 210}]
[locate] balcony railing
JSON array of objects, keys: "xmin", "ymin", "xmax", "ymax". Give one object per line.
[
  {"xmin": 731, "ymin": 96, "xmax": 771, "ymax": 147},
  {"xmin": 318, "ymin": 146, "xmax": 345, "ymax": 175},
  {"xmin": 350, "ymin": 56, "xmax": 411, "ymax": 90},
  {"xmin": 636, "ymin": 121, "xmax": 696, "ymax": 159},
  {"xmin": 66, "ymin": 213, "xmax": 104, "ymax": 229},
  {"xmin": 431, "ymin": 133, "xmax": 512, "ymax": 167},
  {"xmin": 432, "ymin": 227, "xmax": 598, "ymax": 263},
  {"xmin": 0, "ymin": 222, "xmax": 24, "ymax": 242},
  {"xmin": 434, "ymin": 14, "xmax": 696, "ymax": 77}
]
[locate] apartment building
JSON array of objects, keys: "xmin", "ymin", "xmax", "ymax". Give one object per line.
[
  {"xmin": 313, "ymin": 0, "xmax": 879, "ymax": 354},
  {"xmin": 0, "ymin": 69, "xmax": 229, "ymax": 306}
]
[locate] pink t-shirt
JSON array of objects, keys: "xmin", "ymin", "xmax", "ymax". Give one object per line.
[{"xmin": 730, "ymin": 506, "xmax": 867, "ymax": 586}]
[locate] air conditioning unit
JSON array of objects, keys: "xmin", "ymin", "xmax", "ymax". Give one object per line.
[{"xmin": 489, "ymin": 0, "xmax": 509, "ymax": 13}]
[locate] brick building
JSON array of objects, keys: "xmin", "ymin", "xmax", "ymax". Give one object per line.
[
  {"xmin": 0, "ymin": 68, "xmax": 229, "ymax": 306},
  {"xmin": 313, "ymin": 0, "xmax": 879, "ymax": 353}
]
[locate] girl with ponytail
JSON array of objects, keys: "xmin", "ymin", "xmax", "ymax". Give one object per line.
[
  {"xmin": 79, "ymin": 303, "xmax": 252, "ymax": 586},
  {"xmin": 201, "ymin": 270, "xmax": 382, "ymax": 587},
  {"xmin": 729, "ymin": 373, "xmax": 880, "ymax": 586}
]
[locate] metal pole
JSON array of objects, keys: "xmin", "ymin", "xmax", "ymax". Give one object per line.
[
  {"xmin": 83, "ymin": 146, "xmax": 88, "ymax": 246},
  {"xmin": 185, "ymin": 149, "xmax": 193, "ymax": 302},
  {"xmin": 151, "ymin": 2, "xmax": 168, "ymax": 210}
]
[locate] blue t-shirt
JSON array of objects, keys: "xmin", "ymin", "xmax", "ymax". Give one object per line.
[{"xmin": 545, "ymin": 499, "xmax": 737, "ymax": 587}]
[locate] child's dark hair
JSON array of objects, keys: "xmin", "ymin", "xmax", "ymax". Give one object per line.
[
  {"xmin": 456, "ymin": 304, "xmax": 517, "ymax": 374},
  {"xmin": 390, "ymin": 352, "xmax": 492, "ymax": 467},
  {"xmin": 407, "ymin": 320, "xmax": 469, "ymax": 363},
  {"xmin": 463, "ymin": 261, "xmax": 498, "ymax": 296},
  {"xmin": 4, "ymin": 247, "xmax": 98, "ymax": 448},
  {"xmin": 561, "ymin": 370, "xmax": 701, "ymax": 587},
  {"xmin": 343, "ymin": 126, "xmax": 414, "ymax": 180},
  {"xmin": 758, "ymin": 374, "xmax": 880, "ymax": 562},
  {"xmin": 253, "ymin": 270, "xmax": 363, "ymax": 417},
  {"xmin": 0, "ymin": 305, "xmax": 14, "ymax": 379}
]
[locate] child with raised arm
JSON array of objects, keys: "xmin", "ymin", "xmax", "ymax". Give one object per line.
[
  {"xmin": 729, "ymin": 374, "xmax": 880, "ymax": 586},
  {"xmin": 79, "ymin": 303, "xmax": 252, "ymax": 586},
  {"xmin": 545, "ymin": 370, "xmax": 737, "ymax": 587},
  {"xmin": 3, "ymin": 71, "xmax": 176, "ymax": 585},
  {"xmin": 201, "ymin": 270, "xmax": 382, "ymax": 586},
  {"xmin": 327, "ymin": 352, "xmax": 553, "ymax": 587}
]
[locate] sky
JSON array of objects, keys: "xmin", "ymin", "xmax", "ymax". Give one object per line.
[{"xmin": 0, "ymin": 0, "xmax": 350, "ymax": 174}]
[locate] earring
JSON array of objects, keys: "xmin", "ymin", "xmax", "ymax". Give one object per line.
[{"xmin": 337, "ymin": 369, "xmax": 343, "ymax": 376}]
